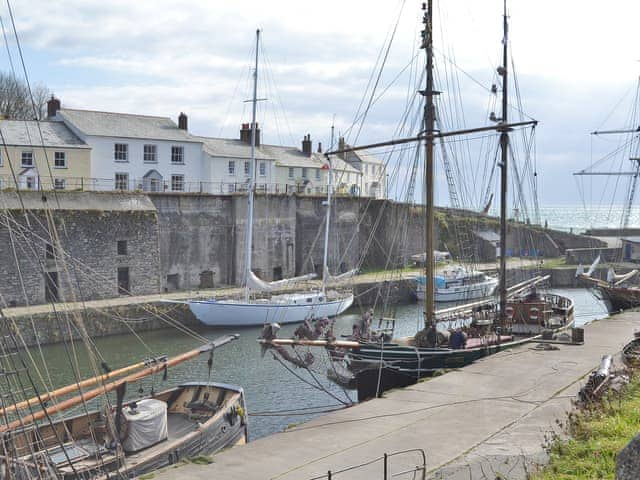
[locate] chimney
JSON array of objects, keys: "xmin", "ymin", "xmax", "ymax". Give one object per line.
[
  {"xmin": 338, "ymin": 136, "xmax": 346, "ymax": 159},
  {"xmin": 240, "ymin": 122, "xmax": 260, "ymax": 146},
  {"xmin": 317, "ymin": 142, "xmax": 322, "ymax": 153},
  {"xmin": 47, "ymin": 95, "xmax": 61, "ymax": 118},
  {"xmin": 178, "ymin": 112, "xmax": 188, "ymax": 130},
  {"xmin": 302, "ymin": 134, "xmax": 312, "ymax": 156}
]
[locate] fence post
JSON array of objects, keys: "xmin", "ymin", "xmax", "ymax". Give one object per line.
[{"xmin": 383, "ymin": 453, "xmax": 388, "ymax": 480}]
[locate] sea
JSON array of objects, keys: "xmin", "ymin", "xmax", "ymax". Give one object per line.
[{"xmin": 534, "ymin": 205, "xmax": 640, "ymax": 233}]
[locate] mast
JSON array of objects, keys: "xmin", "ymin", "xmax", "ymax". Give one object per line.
[
  {"xmin": 422, "ymin": 0, "xmax": 436, "ymax": 327},
  {"xmin": 244, "ymin": 29, "xmax": 260, "ymax": 300},
  {"xmin": 498, "ymin": 1, "xmax": 509, "ymax": 327},
  {"xmin": 322, "ymin": 124, "xmax": 335, "ymax": 294}
]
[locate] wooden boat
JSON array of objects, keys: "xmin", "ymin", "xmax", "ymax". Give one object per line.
[
  {"xmin": 0, "ymin": 336, "xmax": 247, "ymax": 479},
  {"xmin": 622, "ymin": 336, "xmax": 640, "ymax": 368},
  {"xmin": 260, "ymin": 0, "xmax": 575, "ymax": 401},
  {"xmin": 576, "ymin": 256, "xmax": 640, "ymax": 312}
]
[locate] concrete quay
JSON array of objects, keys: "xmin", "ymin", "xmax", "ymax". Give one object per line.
[{"xmin": 153, "ymin": 311, "xmax": 640, "ymax": 480}]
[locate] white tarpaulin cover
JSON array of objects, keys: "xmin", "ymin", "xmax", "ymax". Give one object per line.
[{"xmin": 121, "ymin": 399, "xmax": 168, "ymax": 453}]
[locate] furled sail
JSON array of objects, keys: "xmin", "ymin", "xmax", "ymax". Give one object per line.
[
  {"xmin": 323, "ymin": 265, "xmax": 358, "ymax": 285},
  {"xmin": 247, "ymin": 270, "xmax": 317, "ymax": 292}
]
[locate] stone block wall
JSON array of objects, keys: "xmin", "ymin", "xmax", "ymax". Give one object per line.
[{"xmin": 0, "ymin": 207, "xmax": 161, "ymax": 306}]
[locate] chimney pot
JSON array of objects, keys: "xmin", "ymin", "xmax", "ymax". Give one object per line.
[
  {"xmin": 178, "ymin": 112, "xmax": 188, "ymax": 130},
  {"xmin": 47, "ymin": 95, "xmax": 61, "ymax": 119},
  {"xmin": 302, "ymin": 134, "xmax": 312, "ymax": 156},
  {"xmin": 317, "ymin": 142, "xmax": 322, "ymax": 153}
]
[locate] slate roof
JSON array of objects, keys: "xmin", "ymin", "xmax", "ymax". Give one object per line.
[
  {"xmin": 196, "ymin": 136, "xmax": 271, "ymax": 160},
  {"xmin": 57, "ymin": 109, "xmax": 199, "ymax": 142},
  {"xmin": 197, "ymin": 136, "xmax": 359, "ymax": 172},
  {"xmin": 0, "ymin": 120, "xmax": 89, "ymax": 148}
]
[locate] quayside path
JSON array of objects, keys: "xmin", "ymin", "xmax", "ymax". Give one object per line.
[
  {"xmin": 153, "ymin": 311, "xmax": 640, "ymax": 480},
  {"xmin": 2, "ymin": 257, "xmax": 541, "ymax": 318}
]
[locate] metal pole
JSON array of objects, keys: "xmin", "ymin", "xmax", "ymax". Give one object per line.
[{"xmin": 244, "ymin": 29, "xmax": 260, "ymax": 301}]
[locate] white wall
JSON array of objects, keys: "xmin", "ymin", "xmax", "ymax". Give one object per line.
[
  {"xmin": 83, "ymin": 136, "xmax": 202, "ymax": 191},
  {"xmin": 203, "ymin": 154, "xmax": 277, "ymax": 194}
]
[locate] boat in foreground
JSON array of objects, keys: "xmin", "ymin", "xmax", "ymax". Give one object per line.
[{"xmin": 0, "ymin": 336, "xmax": 247, "ymax": 479}]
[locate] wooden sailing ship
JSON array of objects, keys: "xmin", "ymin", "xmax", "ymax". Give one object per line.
[
  {"xmin": 0, "ymin": 335, "xmax": 247, "ymax": 479},
  {"xmin": 260, "ymin": 0, "xmax": 575, "ymax": 400}
]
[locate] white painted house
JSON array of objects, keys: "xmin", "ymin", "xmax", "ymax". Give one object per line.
[
  {"xmin": 49, "ymin": 98, "xmax": 203, "ymax": 192},
  {"xmin": 337, "ymin": 137, "xmax": 387, "ymax": 198}
]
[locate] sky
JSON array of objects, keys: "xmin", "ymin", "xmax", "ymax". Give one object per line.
[{"xmin": 2, "ymin": 0, "xmax": 640, "ymax": 208}]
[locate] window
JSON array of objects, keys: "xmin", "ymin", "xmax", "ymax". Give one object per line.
[
  {"xmin": 288, "ymin": 167, "xmax": 294, "ymax": 179},
  {"xmin": 365, "ymin": 164, "xmax": 369, "ymax": 174},
  {"xmin": 54, "ymin": 178, "xmax": 66, "ymax": 190},
  {"xmin": 115, "ymin": 172, "xmax": 129, "ymax": 190},
  {"xmin": 171, "ymin": 145, "xmax": 184, "ymax": 164},
  {"xmin": 228, "ymin": 160, "xmax": 236, "ymax": 175},
  {"xmin": 117, "ymin": 240, "xmax": 128, "ymax": 255},
  {"xmin": 144, "ymin": 144, "xmax": 157, "ymax": 163},
  {"xmin": 315, "ymin": 169, "xmax": 320, "ymax": 180},
  {"xmin": 171, "ymin": 174, "xmax": 184, "ymax": 191},
  {"xmin": 301, "ymin": 167, "xmax": 308, "ymax": 179},
  {"xmin": 51, "ymin": 151, "xmax": 66, "ymax": 168},
  {"xmin": 21, "ymin": 151, "xmax": 33, "ymax": 167},
  {"xmin": 114, "ymin": 143, "xmax": 128, "ymax": 162},
  {"xmin": 244, "ymin": 161, "xmax": 250, "ymax": 176},
  {"xmin": 259, "ymin": 162, "xmax": 266, "ymax": 177},
  {"xmin": 45, "ymin": 243, "xmax": 54, "ymax": 259}
]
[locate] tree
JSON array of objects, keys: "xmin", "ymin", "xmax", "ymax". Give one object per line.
[{"xmin": 0, "ymin": 71, "xmax": 51, "ymax": 120}]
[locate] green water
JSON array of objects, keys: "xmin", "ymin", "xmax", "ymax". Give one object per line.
[{"xmin": 21, "ymin": 288, "xmax": 607, "ymax": 441}]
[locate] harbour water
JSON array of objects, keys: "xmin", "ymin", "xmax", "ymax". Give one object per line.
[
  {"xmin": 538, "ymin": 204, "xmax": 640, "ymax": 233},
  {"xmin": 29, "ymin": 288, "xmax": 609, "ymax": 441}
]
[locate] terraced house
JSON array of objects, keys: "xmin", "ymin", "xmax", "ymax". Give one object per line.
[
  {"xmin": 48, "ymin": 97, "xmax": 202, "ymax": 193},
  {"xmin": 0, "ymin": 118, "xmax": 91, "ymax": 191}
]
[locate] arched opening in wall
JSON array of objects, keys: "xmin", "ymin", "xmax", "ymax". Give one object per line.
[
  {"xmin": 199, "ymin": 270, "xmax": 214, "ymax": 289},
  {"xmin": 166, "ymin": 273, "xmax": 180, "ymax": 292}
]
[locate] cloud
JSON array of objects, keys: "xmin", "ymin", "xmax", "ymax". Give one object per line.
[{"xmin": 3, "ymin": 0, "xmax": 640, "ymax": 205}]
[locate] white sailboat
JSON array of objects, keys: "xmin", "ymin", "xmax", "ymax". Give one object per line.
[{"xmin": 187, "ymin": 30, "xmax": 354, "ymax": 327}]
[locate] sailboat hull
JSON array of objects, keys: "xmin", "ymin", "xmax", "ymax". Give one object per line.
[{"xmin": 189, "ymin": 292, "xmax": 355, "ymax": 326}]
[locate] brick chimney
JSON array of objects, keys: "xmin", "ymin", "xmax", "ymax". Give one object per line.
[
  {"xmin": 302, "ymin": 134, "xmax": 312, "ymax": 156},
  {"xmin": 178, "ymin": 112, "xmax": 188, "ymax": 130},
  {"xmin": 47, "ymin": 95, "xmax": 61, "ymax": 118},
  {"xmin": 338, "ymin": 136, "xmax": 346, "ymax": 159},
  {"xmin": 240, "ymin": 122, "xmax": 260, "ymax": 146}
]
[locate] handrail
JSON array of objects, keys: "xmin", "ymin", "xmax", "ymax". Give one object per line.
[{"xmin": 306, "ymin": 448, "xmax": 427, "ymax": 480}]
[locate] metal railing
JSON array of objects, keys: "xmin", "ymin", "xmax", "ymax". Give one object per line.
[
  {"xmin": 307, "ymin": 449, "xmax": 427, "ymax": 480},
  {"xmin": 0, "ymin": 175, "xmax": 383, "ymax": 198}
]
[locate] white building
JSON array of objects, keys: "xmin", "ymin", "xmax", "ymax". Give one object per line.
[
  {"xmin": 337, "ymin": 137, "xmax": 387, "ymax": 198},
  {"xmin": 49, "ymin": 98, "xmax": 203, "ymax": 192}
]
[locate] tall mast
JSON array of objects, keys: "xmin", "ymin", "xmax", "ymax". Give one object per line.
[
  {"xmin": 322, "ymin": 124, "xmax": 335, "ymax": 294},
  {"xmin": 498, "ymin": 1, "xmax": 509, "ymax": 327},
  {"xmin": 422, "ymin": 0, "xmax": 436, "ymax": 327},
  {"xmin": 244, "ymin": 29, "xmax": 260, "ymax": 300}
]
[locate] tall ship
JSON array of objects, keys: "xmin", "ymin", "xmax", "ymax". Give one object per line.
[{"xmin": 261, "ymin": 0, "xmax": 575, "ymax": 400}]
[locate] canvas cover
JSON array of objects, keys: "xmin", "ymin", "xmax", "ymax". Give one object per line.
[{"xmin": 121, "ymin": 399, "xmax": 168, "ymax": 453}]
